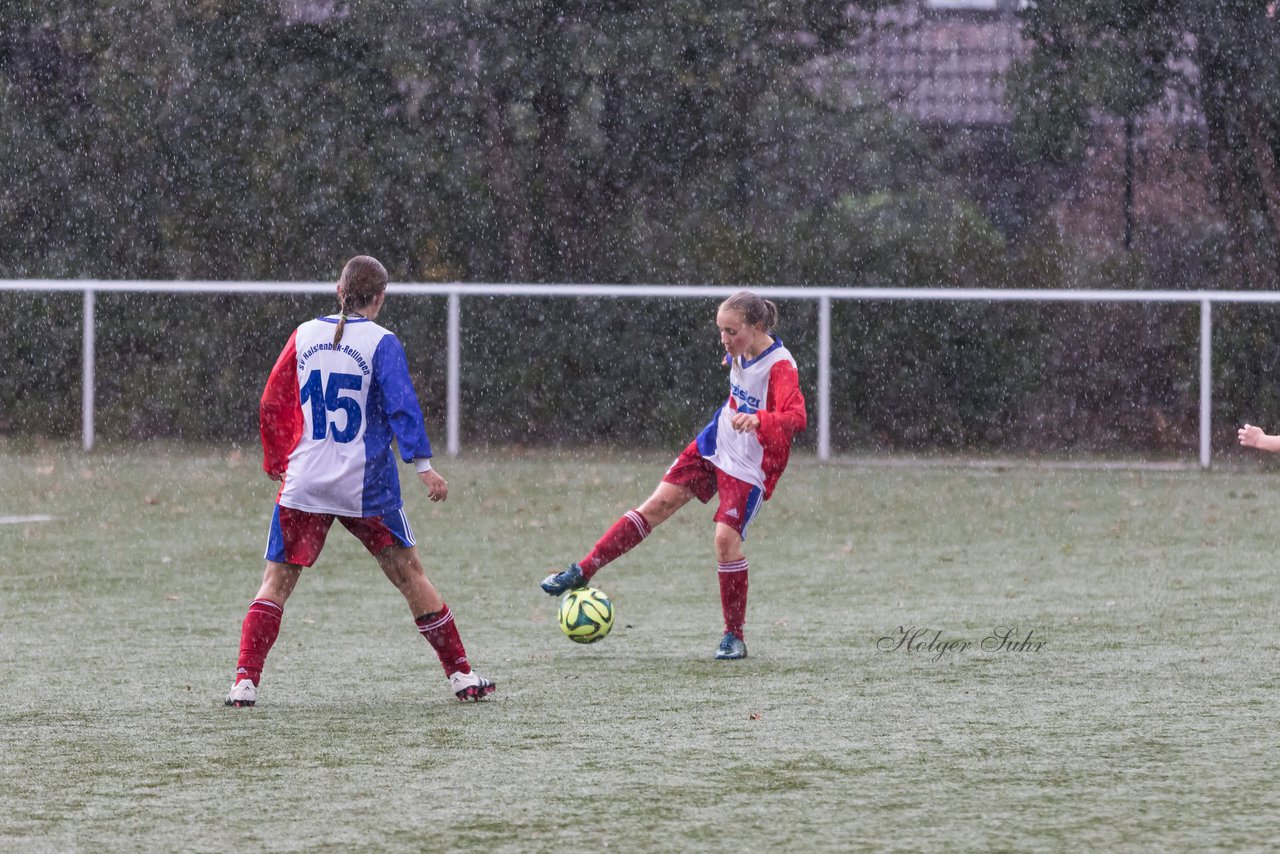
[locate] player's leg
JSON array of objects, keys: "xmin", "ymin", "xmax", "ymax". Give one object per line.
[
  {"xmin": 711, "ymin": 476, "xmax": 763, "ymax": 661},
  {"xmin": 228, "ymin": 506, "xmax": 329, "ymax": 707},
  {"xmin": 541, "ymin": 443, "xmax": 712, "ymax": 595},
  {"xmin": 229, "ymin": 561, "xmax": 301, "ymax": 703},
  {"xmin": 374, "ymin": 543, "xmax": 443, "ymax": 616},
  {"xmin": 375, "ymin": 546, "xmax": 495, "ymax": 701},
  {"xmin": 713, "ymin": 523, "xmax": 748, "ymax": 660},
  {"xmin": 585, "ymin": 478, "xmax": 695, "ymax": 571},
  {"xmin": 636, "ymin": 479, "xmax": 698, "ymax": 527},
  {"xmin": 346, "ymin": 511, "xmax": 495, "ymax": 702},
  {"xmin": 540, "ymin": 480, "xmax": 694, "ymax": 594}
]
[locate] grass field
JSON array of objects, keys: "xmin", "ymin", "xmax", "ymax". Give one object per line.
[{"xmin": 3, "ymin": 441, "xmax": 1280, "ymax": 852}]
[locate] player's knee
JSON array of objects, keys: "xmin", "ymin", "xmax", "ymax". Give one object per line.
[
  {"xmin": 639, "ymin": 497, "xmax": 675, "ymax": 524},
  {"xmin": 655, "ymin": 498, "xmax": 680, "ymax": 520},
  {"xmin": 714, "ymin": 527, "xmax": 742, "ymax": 559},
  {"xmin": 378, "ymin": 549, "xmax": 423, "ymax": 589}
]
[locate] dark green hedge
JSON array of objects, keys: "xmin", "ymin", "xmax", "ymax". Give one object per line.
[{"xmin": 8, "ymin": 289, "xmax": 1279, "ymax": 457}]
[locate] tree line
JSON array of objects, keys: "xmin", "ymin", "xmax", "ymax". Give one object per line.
[{"xmin": 2, "ymin": 1, "xmax": 1278, "ymax": 451}]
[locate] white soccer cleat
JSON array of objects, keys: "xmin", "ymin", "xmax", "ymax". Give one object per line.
[
  {"xmin": 449, "ymin": 669, "xmax": 496, "ymax": 702},
  {"xmin": 224, "ymin": 678, "xmax": 257, "ymax": 708}
]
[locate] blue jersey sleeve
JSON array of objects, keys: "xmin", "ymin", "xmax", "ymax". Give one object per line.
[{"xmin": 372, "ymin": 334, "xmax": 433, "ymax": 463}]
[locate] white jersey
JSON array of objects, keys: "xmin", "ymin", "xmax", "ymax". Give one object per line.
[
  {"xmin": 260, "ymin": 315, "xmax": 433, "ymax": 517},
  {"xmin": 695, "ymin": 339, "xmax": 802, "ymax": 494}
]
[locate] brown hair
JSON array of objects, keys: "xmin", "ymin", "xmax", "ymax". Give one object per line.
[
  {"xmin": 333, "ymin": 255, "xmax": 388, "ymax": 346},
  {"xmin": 719, "ymin": 290, "xmax": 779, "ymax": 332}
]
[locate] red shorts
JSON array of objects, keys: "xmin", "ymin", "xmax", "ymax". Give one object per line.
[
  {"xmin": 662, "ymin": 441, "xmax": 765, "ymax": 539},
  {"xmin": 264, "ymin": 505, "xmax": 416, "ymax": 567}
]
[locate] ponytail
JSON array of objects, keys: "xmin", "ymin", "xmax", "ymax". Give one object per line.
[{"xmin": 333, "ymin": 291, "xmax": 349, "ymax": 347}]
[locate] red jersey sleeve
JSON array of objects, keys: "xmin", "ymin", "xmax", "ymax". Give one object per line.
[
  {"xmin": 758, "ymin": 360, "xmax": 807, "ymax": 444},
  {"xmin": 260, "ymin": 331, "xmax": 302, "ymax": 478}
]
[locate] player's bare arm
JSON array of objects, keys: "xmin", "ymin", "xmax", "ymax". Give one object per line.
[{"xmin": 1239, "ymin": 423, "xmax": 1280, "ymax": 453}]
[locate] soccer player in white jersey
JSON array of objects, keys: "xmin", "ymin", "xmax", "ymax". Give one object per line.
[
  {"xmin": 542, "ymin": 291, "xmax": 808, "ymax": 660},
  {"xmin": 226, "ymin": 256, "xmax": 494, "ymax": 707}
]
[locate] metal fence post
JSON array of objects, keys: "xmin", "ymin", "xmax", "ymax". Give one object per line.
[
  {"xmin": 818, "ymin": 295, "xmax": 831, "ymax": 461},
  {"xmin": 82, "ymin": 288, "xmax": 95, "ymax": 452},
  {"xmin": 1200, "ymin": 298, "xmax": 1212, "ymax": 470},
  {"xmin": 447, "ymin": 291, "xmax": 461, "ymax": 457}
]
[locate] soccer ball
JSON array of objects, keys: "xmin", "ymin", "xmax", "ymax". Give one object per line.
[{"xmin": 558, "ymin": 587, "xmax": 614, "ymax": 644}]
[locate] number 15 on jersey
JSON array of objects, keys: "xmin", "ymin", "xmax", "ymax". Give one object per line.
[{"xmin": 300, "ymin": 370, "xmax": 364, "ymax": 443}]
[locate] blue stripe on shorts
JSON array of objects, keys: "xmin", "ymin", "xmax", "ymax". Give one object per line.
[
  {"xmin": 264, "ymin": 505, "xmax": 285, "ymax": 563},
  {"xmin": 739, "ymin": 485, "xmax": 764, "ymax": 541},
  {"xmin": 386, "ymin": 507, "xmax": 416, "ymax": 548}
]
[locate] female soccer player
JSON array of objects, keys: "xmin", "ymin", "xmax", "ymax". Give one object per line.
[
  {"xmin": 226, "ymin": 256, "xmax": 494, "ymax": 706},
  {"xmin": 541, "ymin": 291, "xmax": 808, "ymax": 660}
]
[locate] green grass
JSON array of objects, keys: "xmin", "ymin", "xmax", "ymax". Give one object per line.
[{"xmin": 3, "ymin": 442, "xmax": 1280, "ymax": 851}]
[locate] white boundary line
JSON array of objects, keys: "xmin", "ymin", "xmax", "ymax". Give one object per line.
[{"xmin": 823, "ymin": 456, "xmax": 1199, "ymax": 472}]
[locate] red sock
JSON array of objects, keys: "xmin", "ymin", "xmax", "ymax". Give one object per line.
[
  {"xmin": 580, "ymin": 510, "xmax": 651, "ymax": 580},
  {"xmin": 416, "ymin": 604, "xmax": 470, "ymax": 677},
  {"xmin": 718, "ymin": 558, "xmax": 749, "ymax": 640},
  {"xmin": 235, "ymin": 598, "xmax": 283, "ymax": 686}
]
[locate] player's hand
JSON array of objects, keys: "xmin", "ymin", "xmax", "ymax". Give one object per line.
[
  {"xmin": 1239, "ymin": 423, "xmax": 1266, "ymax": 448},
  {"xmin": 266, "ymin": 471, "xmax": 284, "ymax": 482},
  {"xmin": 730, "ymin": 412, "xmax": 761, "ymax": 433},
  {"xmin": 420, "ymin": 469, "xmax": 448, "ymax": 502}
]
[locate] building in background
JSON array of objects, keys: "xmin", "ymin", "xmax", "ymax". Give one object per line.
[
  {"xmin": 862, "ymin": 0, "xmax": 1028, "ymax": 126},
  {"xmin": 854, "ymin": 0, "xmax": 1216, "ymax": 267}
]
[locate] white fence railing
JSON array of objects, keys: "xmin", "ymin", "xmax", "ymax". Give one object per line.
[{"xmin": 6, "ymin": 280, "xmax": 1280, "ymax": 468}]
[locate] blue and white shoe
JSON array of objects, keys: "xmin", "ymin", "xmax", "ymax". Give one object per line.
[
  {"xmin": 714, "ymin": 632, "xmax": 747, "ymax": 660},
  {"xmin": 540, "ymin": 563, "xmax": 586, "ymax": 596},
  {"xmin": 450, "ymin": 669, "xmax": 496, "ymax": 702}
]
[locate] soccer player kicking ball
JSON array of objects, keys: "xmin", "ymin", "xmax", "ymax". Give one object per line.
[
  {"xmin": 226, "ymin": 256, "xmax": 494, "ymax": 707},
  {"xmin": 542, "ymin": 291, "xmax": 808, "ymax": 660}
]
